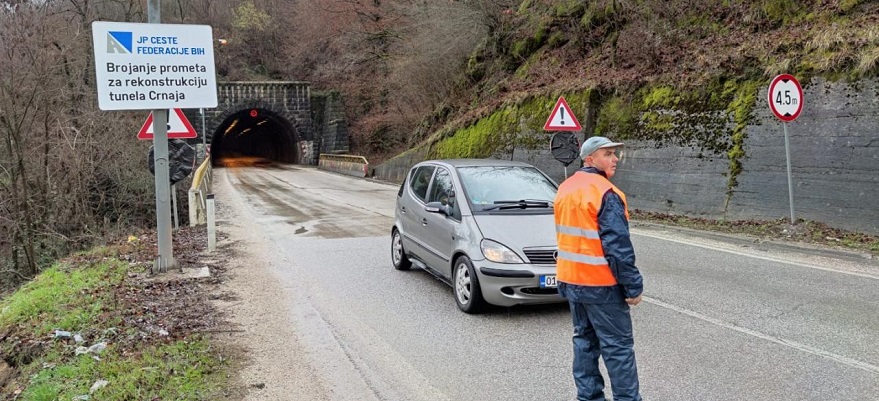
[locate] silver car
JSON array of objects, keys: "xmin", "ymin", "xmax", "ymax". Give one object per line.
[{"xmin": 391, "ymin": 159, "xmax": 564, "ymax": 313}]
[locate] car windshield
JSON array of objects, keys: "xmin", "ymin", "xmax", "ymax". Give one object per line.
[{"xmin": 457, "ymin": 166, "xmax": 557, "ymax": 211}]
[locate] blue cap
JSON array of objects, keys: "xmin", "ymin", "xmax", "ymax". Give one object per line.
[{"xmin": 580, "ymin": 136, "xmax": 624, "ymax": 159}]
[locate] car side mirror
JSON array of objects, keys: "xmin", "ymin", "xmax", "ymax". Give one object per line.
[{"xmin": 424, "ymin": 201, "xmax": 449, "ymax": 216}]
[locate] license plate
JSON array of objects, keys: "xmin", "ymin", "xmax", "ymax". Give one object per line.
[{"xmin": 539, "ymin": 275, "xmax": 557, "ymax": 288}]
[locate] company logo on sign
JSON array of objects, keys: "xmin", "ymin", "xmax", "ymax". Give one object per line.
[{"xmin": 106, "ymin": 31, "xmax": 132, "ymax": 53}]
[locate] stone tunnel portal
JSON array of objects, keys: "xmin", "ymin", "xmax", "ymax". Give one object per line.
[{"xmin": 211, "ymin": 108, "xmax": 300, "ymax": 166}]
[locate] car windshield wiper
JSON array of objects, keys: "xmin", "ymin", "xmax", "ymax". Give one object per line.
[{"xmin": 482, "ymin": 199, "xmax": 553, "ymax": 211}]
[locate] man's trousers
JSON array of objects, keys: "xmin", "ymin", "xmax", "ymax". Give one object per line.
[{"xmin": 569, "ymin": 300, "xmax": 641, "ymax": 401}]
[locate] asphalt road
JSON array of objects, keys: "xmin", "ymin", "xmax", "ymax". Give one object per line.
[{"xmin": 218, "ymin": 165, "xmax": 879, "ymax": 401}]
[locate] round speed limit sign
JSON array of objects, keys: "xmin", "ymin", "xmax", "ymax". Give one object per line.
[{"xmin": 768, "ymin": 74, "xmax": 803, "ymax": 122}]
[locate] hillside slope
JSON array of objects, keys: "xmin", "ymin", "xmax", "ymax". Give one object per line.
[
  {"xmin": 369, "ymin": 0, "xmax": 879, "ymax": 234},
  {"xmin": 391, "ymin": 0, "xmax": 878, "ymax": 156}
]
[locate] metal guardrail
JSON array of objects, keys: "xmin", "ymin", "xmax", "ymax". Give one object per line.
[
  {"xmin": 318, "ymin": 153, "xmax": 369, "ymax": 177},
  {"xmin": 188, "ymin": 156, "xmax": 212, "ymax": 226}
]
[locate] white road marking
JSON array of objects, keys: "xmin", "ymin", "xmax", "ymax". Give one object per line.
[
  {"xmin": 643, "ymin": 296, "xmax": 879, "ymax": 375},
  {"xmin": 632, "ymin": 230, "xmax": 879, "ymax": 281}
]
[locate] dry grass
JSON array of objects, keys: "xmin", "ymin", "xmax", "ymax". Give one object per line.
[
  {"xmin": 815, "ymin": 48, "xmax": 857, "ymax": 72},
  {"xmin": 807, "ymin": 24, "xmax": 849, "ymax": 52},
  {"xmin": 856, "ymin": 46, "xmax": 879, "ymax": 76},
  {"xmin": 763, "ymin": 57, "xmax": 792, "ymax": 77}
]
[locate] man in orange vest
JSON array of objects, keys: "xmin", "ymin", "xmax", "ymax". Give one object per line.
[{"xmin": 554, "ymin": 136, "xmax": 644, "ymax": 401}]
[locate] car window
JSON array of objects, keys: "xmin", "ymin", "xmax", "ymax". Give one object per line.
[
  {"xmin": 458, "ymin": 166, "xmax": 557, "ymax": 209},
  {"xmin": 409, "ymin": 165, "xmax": 435, "ymax": 201},
  {"xmin": 427, "ymin": 168, "xmax": 461, "ymax": 220}
]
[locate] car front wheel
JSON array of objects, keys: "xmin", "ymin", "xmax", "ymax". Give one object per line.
[
  {"xmin": 391, "ymin": 228, "xmax": 411, "ymax": 271},
  {"xmin": 453, "ymin": 255, "xmax": 485, "ymax": 314}
]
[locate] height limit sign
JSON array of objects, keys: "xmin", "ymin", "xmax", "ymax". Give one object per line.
[
  {"xmin": 768, "ymin": 74, "xmax": 803, "ymax": 122},
  {"xmin": 767, "ymin": 73, "xmax": 804, "ymax": 225}
]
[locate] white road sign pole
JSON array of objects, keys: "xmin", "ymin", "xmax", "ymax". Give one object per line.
[
  {"xmin": 149, "ymin": 0, "xmax": 176, "ymax": 273},
  {"xmin": 768, "ymin": 74, "xmax": 804, "ymax": 225}
]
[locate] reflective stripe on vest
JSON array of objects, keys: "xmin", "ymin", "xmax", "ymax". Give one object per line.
[{"xmin": 553, "ymin": 171, "xmax": 629, "ymax": 286}]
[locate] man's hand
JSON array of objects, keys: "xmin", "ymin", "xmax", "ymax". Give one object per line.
[{"xmin": 625, "ymin": 295, "xmax": 642, "ymax": 306}]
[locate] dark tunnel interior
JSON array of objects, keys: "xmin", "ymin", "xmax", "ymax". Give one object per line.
[{"xmin": 211, "ymin": 108, "xmax": 300, "ymax": 167}]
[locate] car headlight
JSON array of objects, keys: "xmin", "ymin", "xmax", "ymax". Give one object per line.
[{"xmin": 480, "ymin": 239, "xmax": 524, "ymax": 264}]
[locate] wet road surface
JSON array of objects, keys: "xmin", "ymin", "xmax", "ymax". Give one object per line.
[{"xmin": 217, "ymin": 165, "xmax": 879, "ymax": 401}]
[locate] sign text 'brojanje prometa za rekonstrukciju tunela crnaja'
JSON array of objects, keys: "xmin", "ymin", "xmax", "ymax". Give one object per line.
[{"xmin": 92, "ymin": 21, "xmax": 218, "ymax": 111}]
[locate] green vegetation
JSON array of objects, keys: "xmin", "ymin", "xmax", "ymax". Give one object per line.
[
  {"xmin": 0, "ymin": 246, "xmax": 229, "ymax": 399},
  {"xmin": 510, "ymin": 17, "xmax": 551, "ymax": 68},
  {"xmin": 756, "ymin": 0, "xmax": 804, "ymax": 25},
  {"xmin": 431, "ymin": 109, "xmax": 517, "ymax": 159},
  {"xmin": 18, "ymin": 339, "xmax": 222, "ymax": 400},
  {"xmin": 430, "ymin": 90, "xmax": 597, "ymax": 159},
  {"xmin": 590, "ymin": 79, "xmax": 757, "ymax": 206},
  {"xmin": 0, "ymin": 256, "xmax": 125, "ymax": 337},
  {"xmin": 724, "ymin": 80, "xmax": 760, "ymax": 206},
  {"xmin": 839, "ymin": 0, "xmax": 866, "ymax": 13},
  {"xmin": 232, "ymin": 0, "xmax": 273, "ymax": 30},
  {"xmin": 595, "ymin": 95, "xmax": 637, "ymax": 137}
]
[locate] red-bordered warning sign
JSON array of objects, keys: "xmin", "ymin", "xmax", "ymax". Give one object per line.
[
  {"xmin": 137, "ymin": 109, "xmax": 198, "ymax": 140},
  {"xmin": 543, "ymin": 96, "xmax": 582, "ymax": 131}
]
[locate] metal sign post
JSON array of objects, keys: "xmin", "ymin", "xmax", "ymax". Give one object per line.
[
  {"xmin": 767, "ymin": 74, "xmax": 804, "ymax": 225},
  {"xmin": 200, "ymin": 108, "xmax": 207, "ymax": 161},
  {"xmin": 148, "ymin": 0, "xmax": 175, "ymax": 272},
  {"xmin": 152, "ymin": 110, "xmax": 175, "ymax": 271},
  {"xmin": 782, "ymin": 122, "xmax": 795, "ymax": 223}
]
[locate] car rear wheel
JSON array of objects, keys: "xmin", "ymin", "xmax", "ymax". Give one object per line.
[
  {"xmin": 453, "ymin": 255, "xmax": 485, "ymax": 314},
  {"xmin": 392, "ymin": 229, "xmax": 411, "ymax": 270}
]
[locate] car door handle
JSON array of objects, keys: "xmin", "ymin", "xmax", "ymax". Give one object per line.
[
  {"xmin": 401, "ymin": 206, "xmax": 406, "ymax": 214},
  {"xmin": 422, "ymin": 218, "xmax": 428, "ymax": 226}
]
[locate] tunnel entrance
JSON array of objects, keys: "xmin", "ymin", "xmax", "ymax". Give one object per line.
[{"xmin": 211, "ymin": 108, "xmax": 300, "ymax": 167}]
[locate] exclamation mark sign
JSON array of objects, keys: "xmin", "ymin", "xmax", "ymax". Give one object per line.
[{"xmin": 560, "ymin": 107, "xmax": 566, "ymax": 125}]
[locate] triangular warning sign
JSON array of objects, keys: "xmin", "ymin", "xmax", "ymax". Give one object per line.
[
  {"xmin": 543, "ymin": 96, "xmax": 582, "ymax": 131},
  {"xmin": 138, "ymin": 109, "xmax": 198, "ymax": 140}
]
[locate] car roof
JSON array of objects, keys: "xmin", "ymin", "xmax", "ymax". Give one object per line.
[{"xmin": 420, "ymin": 159, "xmax": 535, "ymax": 168}]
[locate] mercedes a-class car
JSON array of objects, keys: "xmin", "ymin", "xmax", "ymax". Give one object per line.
[{"xmin": 391, "ymin": 159, "xmax": 563, "ymax": 313}]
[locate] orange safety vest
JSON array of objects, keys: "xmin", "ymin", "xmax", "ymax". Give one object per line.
[{"xmin": 554, "ymin": 171, "xmax": 629, "ymax": 286}]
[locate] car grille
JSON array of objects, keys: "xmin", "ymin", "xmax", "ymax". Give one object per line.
[{"xmin": 523, "ymin": 249, "xmax": 556, "ymax": 265}]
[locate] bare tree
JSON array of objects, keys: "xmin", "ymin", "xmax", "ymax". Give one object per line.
[
  {"xmin": 390, "ymin": 2, "xmax": 494, "ymax": 115},
  {"xmin": 0, "ymin": 1, "xmax": 156, "ymax": 286}
]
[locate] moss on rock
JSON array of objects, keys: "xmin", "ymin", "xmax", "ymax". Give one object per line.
[{"xmin": 429, "ymin": 90, "xmax": 597, "ymax": 159}]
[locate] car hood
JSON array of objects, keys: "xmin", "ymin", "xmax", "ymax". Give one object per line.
[{"xmin": 472, "ymin": 213, "xmax": 557, "ymax": 252}]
